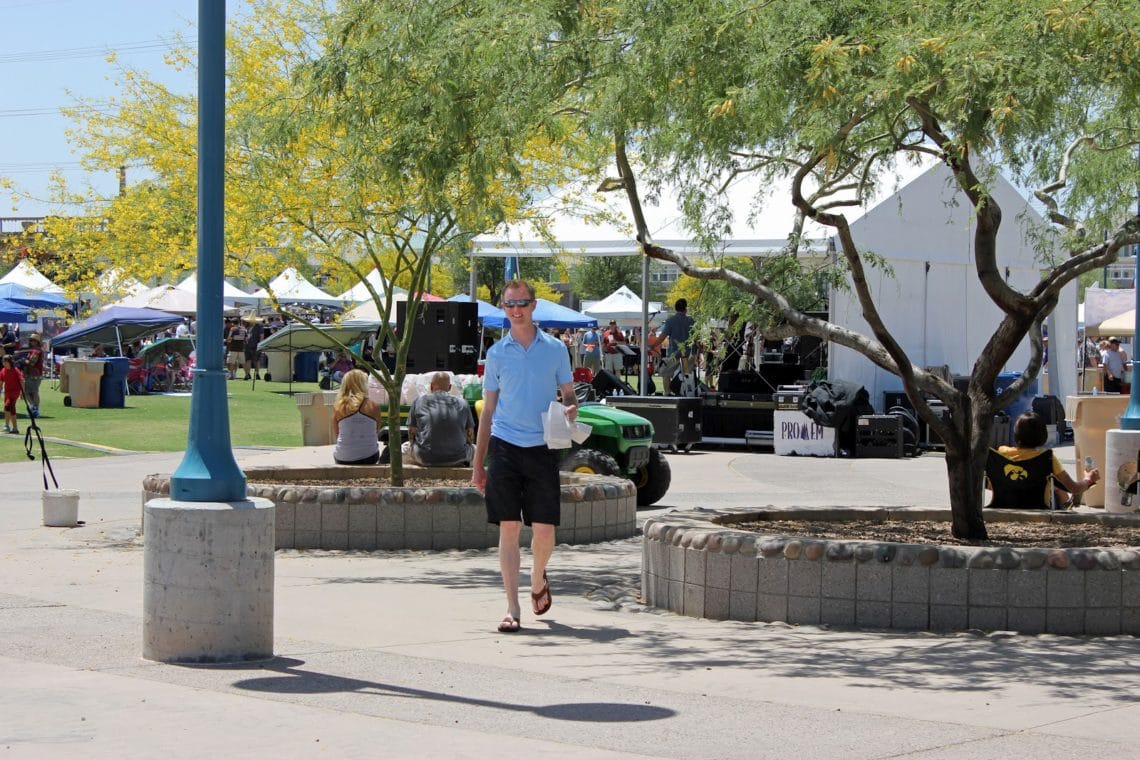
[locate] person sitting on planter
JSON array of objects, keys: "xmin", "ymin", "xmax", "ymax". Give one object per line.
[
  {"xmin": 332, "ymin": 369, "xmax": 381, "ymax": 465},
  {"xmin": 401, "ymin": 371, "xmax": 476, "ymax": 467},
  {"xmin": 986, "ymin": 411, "xmax": 1099, "ymax": 509}
]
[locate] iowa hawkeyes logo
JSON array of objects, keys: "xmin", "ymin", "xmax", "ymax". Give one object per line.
[{"xmin": 1003, "ymin": 463, "xmax": 1029, "ymax": 481}]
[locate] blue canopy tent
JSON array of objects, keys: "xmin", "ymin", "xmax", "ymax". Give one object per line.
[
  {"xmin": 446, "ymin": 294, "xmax": 506, "ymax": 323},
  {"xmin": 0, "ymin": 282, "xmax": 71, "ymax": 309},
  {"xmin": 483, "ymin": 298, "xmax": 597, "ymax": 330},
  {"xmin": 0, "ymin": 297, "xmax": 32, "ymax": 323},
  {"xmin": 51, "ymin": 306, "xmax": 184, "ymax": 354}
]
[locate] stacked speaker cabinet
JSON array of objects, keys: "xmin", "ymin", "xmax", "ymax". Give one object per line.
[{"xmin": 396, "ymin": 300, "xmax": 479, "ymax": 374}]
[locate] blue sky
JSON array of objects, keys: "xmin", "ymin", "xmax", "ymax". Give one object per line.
[{"xmin": 0, "ymin": 0, "xmax": 200, "ymax": 218}]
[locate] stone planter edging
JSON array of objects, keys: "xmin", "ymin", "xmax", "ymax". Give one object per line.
[
  {"xmin": 642, "ymin": 507, "xmax": 1140, "ymax": 635},
  {"xmin": 143, "ymin": 466, "xmax": 636, "ymax": 551}
]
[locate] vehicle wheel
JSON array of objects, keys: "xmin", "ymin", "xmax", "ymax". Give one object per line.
[
  {"xmin": 633, "ymin": 447, "xmax": 671, "ymax": 506},
  {"xmin": 560, "ymin": 448, "xmax": 621, "ymax": 477}
]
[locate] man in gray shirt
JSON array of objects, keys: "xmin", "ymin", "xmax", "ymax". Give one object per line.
[
  {"xmin": 402, "ymin": 372, "xmax": 476, "ymax": 465},
  {"xmin": 650, "ymin": 298, "xmax": 696, "ymax": 394}
]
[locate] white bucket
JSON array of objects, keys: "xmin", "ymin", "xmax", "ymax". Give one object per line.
[{"xmin": 42, "ymin": 489, "xmax": 80, "ymax": 527}]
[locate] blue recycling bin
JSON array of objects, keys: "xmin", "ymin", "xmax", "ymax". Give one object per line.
[
  {"xmin": 996, "ymin": 371, "xmax": 1039, "ymax": 441},
  {"xmin": 293, "ymin": 351, "xmax": 320, "ymax": 383},
  {"xmin": 98, "ymin": 357, "xmax": 131, "ymax": 408}
]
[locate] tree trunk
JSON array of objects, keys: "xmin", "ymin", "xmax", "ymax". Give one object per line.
[{"xmin": 942, "ymin": 397, "xmax": 992, "ymax": 541}]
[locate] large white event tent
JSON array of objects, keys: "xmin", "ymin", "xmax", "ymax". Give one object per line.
[
  {"xmin": 0, "ymin": 260, "xmax": 65, "ymax": 293},
  {"xmin": 343, "ymin": 290, "xmax": 408, "ymax": 323},
  {"xmin": 249, "ymin": 267, "xmax": 342, "ymax": 307},
  {"xmin": 336, "ymin": 267, "xmax": 405, "ymax": 304},
  {"xmin": 473, "ymin": 161, "xmax": 1077, "ymax": 408},
  {"xmin": 175, "ymin": 272, "xmax": 254, "ymax": 308},
  {"xmin": 109, "ymin": 284, "xmax": 235, "ymax": 317},
  {"xmin": 96, "ymin": 269, "xmax": 148, "ymax": 300},
  {"xmin": 582, "ymin": 285, "xmax": 661, "ymax": 328}
]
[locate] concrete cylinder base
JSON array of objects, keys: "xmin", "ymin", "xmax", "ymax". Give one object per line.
[
  {"xmin": 1103, "ymin": 429, "xmax": 1140, "ymax": 514},
  {"xmin": 143, "ymin": 497, "xmax": 275, "ymax": 663}
]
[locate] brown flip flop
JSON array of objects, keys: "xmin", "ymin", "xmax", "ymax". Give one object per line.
[
  {"xmin": 531, "ymin": 572, "xmax": 552, "ymax": 616},
  {"xmin": 497, "ymin": 615, "xmax": 521, "ymax": 633}
]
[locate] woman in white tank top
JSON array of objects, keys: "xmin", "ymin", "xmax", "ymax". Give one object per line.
[{"xmin": 332, "ymin": 369, "xmax": 382, "ymax": 464}]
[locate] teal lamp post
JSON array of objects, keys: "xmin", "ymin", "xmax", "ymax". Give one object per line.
[
  {"xmin": 1122, "ymin": 152, "xmax": 1140, "ymax": 431},
  {"xmin": 144, "ymin": 0, "xmax": 273, "ymax": 663},
  {"xmin": 169, "ymin": 0, "xmax": 246, "ymax": 501}
]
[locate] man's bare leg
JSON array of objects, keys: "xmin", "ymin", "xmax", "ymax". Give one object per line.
[
  {"xmin": 530, "ymin": 522, "xmax": 555, "ymax": 611},
  {"xmin": 498, "ymin": 520, "xmax": 522, "ymax": 621}
]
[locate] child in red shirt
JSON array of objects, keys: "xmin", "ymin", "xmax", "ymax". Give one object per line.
[{"xmin": 0, "ymin": 354, "xmax": 24, "ymax": 434}]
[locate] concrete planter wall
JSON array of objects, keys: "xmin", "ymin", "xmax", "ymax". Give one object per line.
[
  {"xmin": 144, "ymin": 466, "xmax": 636, "ymax": 551},
  {"xmin": 643, "ymin": 508, "xmax": 1140, "ymax": 635}
]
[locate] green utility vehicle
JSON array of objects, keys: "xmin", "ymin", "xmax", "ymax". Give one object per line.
[{"xmin": 560, "ymin": 401, "xmax": 671, "ymax": 507}]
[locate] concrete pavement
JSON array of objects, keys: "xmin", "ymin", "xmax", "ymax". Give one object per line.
[{"xmin": 2, "ymin": 443, "xmax": 1138, "ymax": 758}]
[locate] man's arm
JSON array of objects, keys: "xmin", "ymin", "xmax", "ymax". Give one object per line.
[
  {"xmin": 559, "ymin": 382, "xmax": 578, "ymax": 421},
  {"xmin": 471, "ymin": 390, "xmax": 498, "ymax": 492}
]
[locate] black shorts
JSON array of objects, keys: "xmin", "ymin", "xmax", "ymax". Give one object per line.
[{"xmin": 485, "ymin": 437, "xmax": 561, "ymax": 526}]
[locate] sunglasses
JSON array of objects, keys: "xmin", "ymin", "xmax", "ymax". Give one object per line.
[{"xmin": 502, "ymin": 298, "xmax": 534, "ymax": 308}]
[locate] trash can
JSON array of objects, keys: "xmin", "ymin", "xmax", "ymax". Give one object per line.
[
  {"xmin": 294, "ymin": 351, "xmax": 320, "ymax": 383},
  {"xmin": 63, "ymin": 359, "xmax": 105, "ymax": 408},
  {"xmin": 1065, "ymin": 393, "xmax": 1128, "ymax": 507},
  {"xmin": 99, "ymin": 357, "xmax": 131, "ymax": 408},
  {"xmin": 265, "ymin": 351, "xmax": 292, "ymax": 382},
  {"xmin": 295, "ymin": 391, "xmax": 339, "ymax": 445}
]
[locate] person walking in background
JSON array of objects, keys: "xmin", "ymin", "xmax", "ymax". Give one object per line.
[
  {"xmin": 19, "ymin": 333, "xmax": 44, "ymax": 418},
  {"xmin": 0, "ymin": 355, "xmax": 24, "ymax": 434},
  {"xmin": 1101, "ymin": 337, "xmax": 1128, "ymax": 393},
  {"xmin": 331, "ymin": 369, "xmax": 381, "ymax": 465},
  {"xmin": 225, "ymin": 318, "xmax": 247, "ymax": 380},
  {"xmin": 244, "ymin": 317, "xmax": 263, "ymax": 380},
  {"xmin": 601, "ymin": 320, "xmax": 626, "ymax": 375},
  {"xmin": 579, "ymin": 325, "xmax": 601, "ymax": 376},
  {"xmin": 472, "ymin": 279, "xmax": 577, "ymax": 634}
]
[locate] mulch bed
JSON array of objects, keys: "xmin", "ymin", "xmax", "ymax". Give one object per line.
[{"xmin": 732, "ymin": 518, "xmax": 1140, "ymax": 549}]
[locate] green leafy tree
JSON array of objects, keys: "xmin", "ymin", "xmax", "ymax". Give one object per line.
[{"xmin": 579, "ymin": 0, "xmax": 1140, "ymax": 539}]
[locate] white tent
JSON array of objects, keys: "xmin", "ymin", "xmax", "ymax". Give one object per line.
[
  {"xmin": 581, "ymin": 285, "xmax": 662, "ymax": 327},
  {"xmin": 108, "ymin": 284, "xmax": 231, "ymax": 317},
  {"xmin": 342, "ymin": 290, "xmax": 408, "ymax": 323},
  {"xmin": 336, "ymin": 268, "xmax": 405, "ymax": 304},
  {"xmin": 0, "ymin": 260, "xmax": 64, "ymax": 293},
  {"xmin": 828, "ymin": 162, "xmax": 1076, "ymax": 408},
  {"xmin": 175, "ymin": 272, "xmax": 254, "ymax": 307},
  {"xmin": 96, "ymin": 269, "xmax": 148, "ymax": 299},
  {"xmin": 250, "ymin": 267, "xmax": 342, "ymax": 307}
]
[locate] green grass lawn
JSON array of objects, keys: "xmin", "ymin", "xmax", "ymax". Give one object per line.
[{"xmin": 0, "ymin": 377, "xmax": 324, "ymax": 463}]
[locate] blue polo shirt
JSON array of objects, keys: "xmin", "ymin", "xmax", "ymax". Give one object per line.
[{"xmin": 484, "ymin": 328, "xmax": 573, "ymax": 447}]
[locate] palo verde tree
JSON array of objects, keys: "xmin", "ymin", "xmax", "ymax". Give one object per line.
[
  {"xmin": 292, "ymin": 0, "xmax": 599, "ymax": 481},
  {"xmin": 568, "ymin": 0, "xmax": 1140, "ymax": 539}
]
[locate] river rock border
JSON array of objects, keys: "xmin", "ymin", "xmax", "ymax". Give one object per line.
[
  {"xmin": 143, "ymin": 466, "xmax": 636, "ymax": 551},
  {"xmin": 642, "ymin": 508, "xmax": 1140, "ymax": 635}
]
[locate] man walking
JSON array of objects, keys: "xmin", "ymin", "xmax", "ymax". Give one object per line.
[{"xmin": 472, "ymin": 280, "xmax": 577, "ymax": 633}]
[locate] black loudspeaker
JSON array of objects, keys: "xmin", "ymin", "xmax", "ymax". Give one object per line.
[
  {"xmin": 592, "ymin": 369, "xmax": 637, "ymax": 398},
  {"xmin": 397, "ymin": 301, "xmax": 479, "ymax": 374},
  {"xmin": 718, "ymin": 370, "xmax": 770, "ymax": 394}
]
